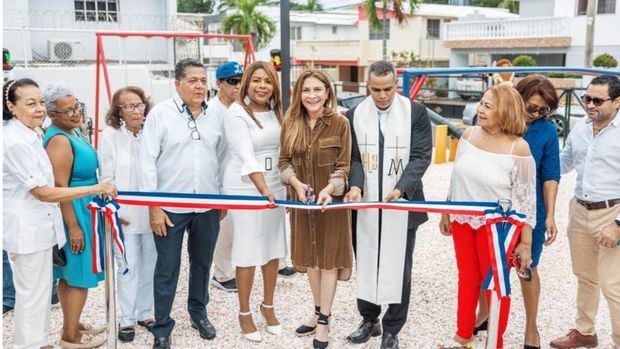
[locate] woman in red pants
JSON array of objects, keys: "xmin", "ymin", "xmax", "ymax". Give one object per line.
[{"xmin": 439, "ymin": 83, "xmax": 536, "ymax": 349}]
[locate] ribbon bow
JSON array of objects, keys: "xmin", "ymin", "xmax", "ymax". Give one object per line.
[{"xmin": 87, "ymin": 197, "xmax": 129, "ymax": 275}]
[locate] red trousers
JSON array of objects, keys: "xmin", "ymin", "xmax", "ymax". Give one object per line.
[{"xmin": 451, "ymin": 222, "xmax": 511, "ymax": 348}]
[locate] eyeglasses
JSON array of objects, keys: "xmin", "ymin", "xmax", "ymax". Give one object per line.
[
  {"xmin": 581, "ymin": 94, "xmax": 613, "ymax": 107},
  {"xmin": 225, "ymin": 78, "xmax": 241, "ymax": 86},
  {"xmin": 187, "ymin": 118, "xmax": 200, "ymax": 140},
  {"xmin": 118, "ymin": 103, "xmax": 147, "ymax": 112},
  {"xmin": 51, "ymin": 102, "xmax": 84, "ymax": 118},
  {"xmin": 526, "ymin": 103, "xmax": 551, "ymax": 117}
]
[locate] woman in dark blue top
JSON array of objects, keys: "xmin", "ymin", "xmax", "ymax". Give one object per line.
[{"xmin": 517, "ymin": 75, "xmax": 561, "ymax": 349}]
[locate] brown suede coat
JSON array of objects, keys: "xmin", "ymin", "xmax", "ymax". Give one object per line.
[{"xmin": 279, "ymin": 114, "xmax": 353, "ymax": 274}]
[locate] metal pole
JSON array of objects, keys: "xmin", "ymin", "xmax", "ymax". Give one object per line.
[
  {"xmin": 104, "ymin": 216, "xmax": 117, "ymax": 349},
  {"xmin": 280, "ymin": 0, "xmax": 291, "ymax": 111},
  {"xmin": 584, "ymin": 0, "xmax": 598, "ymax": 67}
]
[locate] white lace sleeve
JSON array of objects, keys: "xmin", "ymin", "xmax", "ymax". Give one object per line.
[{"xmin": 511, "ymin": 155, "xmax": 537, "ymax": 228}]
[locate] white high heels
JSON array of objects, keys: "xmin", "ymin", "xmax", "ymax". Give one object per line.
[
  {"xmin": 239, "ymin": 311, "xmax": 262, "ymax": 342},
  {"xmin": 260, "ymin": 303, "xmax": 283, "ymax": 335}
]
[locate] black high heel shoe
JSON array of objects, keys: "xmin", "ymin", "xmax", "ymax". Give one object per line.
[
  {"xmin": 295, "ymin": 305, "xmax": 320, "ymax": 336},
  {"xmin": 473, "ymin": 319, "xmax": 488, "ymax": 336},
  {"xmin": 313, "ymin": 312, "xmax": 330, "ymax": 349}
]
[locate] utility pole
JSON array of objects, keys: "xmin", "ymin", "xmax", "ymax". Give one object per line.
[
  {"xmin": 584, "ymin": 0, "xmax": 597, "ymax": 67},
  {"xmin": 280, "ymin": 0, "xmax": 291, "ymax": 111}
]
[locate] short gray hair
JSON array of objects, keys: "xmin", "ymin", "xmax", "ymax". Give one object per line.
[
  {"xmin": 367, "ymin": 60, "xmax": 396, "ymax": 80},
  {"xmin": 43, "ymin": 82, "xmax": 75, "ymax": 112}
]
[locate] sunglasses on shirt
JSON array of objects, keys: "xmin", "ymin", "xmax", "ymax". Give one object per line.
[
  {"xmin": 224, "ymin": 78, "xmax": 242, "ymax": 86},
  {"xmin": 581, "ymin": 94, "xmax": 614, "ymax": 107}
]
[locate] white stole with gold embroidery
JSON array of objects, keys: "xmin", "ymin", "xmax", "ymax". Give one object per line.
[{"xmin": 353, "ymin": 94, "xmax": 412, "ymax": 304}]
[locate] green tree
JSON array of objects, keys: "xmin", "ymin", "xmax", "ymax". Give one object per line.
[
  {"xmin": 512, "ymin": 55, "xmax": 537, "ymax": 67},
  {"xmin": 291, "ymin": 0, "xmax": 323, "ymax": 11},
  {"xmin": 221, "ymin": 0, "xmax": 277, "ymax": 50},
  {"xmin": 178, "ymin": 0, "xmax": 216, "ymax": 13},
  {"xmin": 474, "ymin": 0, "xmax": 519, "ymax": 13},
  {"xmin": 364, "ymin": 0, "xmax": 422, "ymax": 61},
  {"xmin": 593, "ymin": 53, "xmax": 618, "ymax": 68}
]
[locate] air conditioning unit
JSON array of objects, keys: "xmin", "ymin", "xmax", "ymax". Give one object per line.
[{"xmin": 48, "ymin": 39, "xmax": 83, "ymax": 62}]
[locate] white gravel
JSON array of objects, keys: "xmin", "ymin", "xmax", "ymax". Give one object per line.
[{"xmin": 3, "ymin": 160, "xmax": 615, "ymax": 348}]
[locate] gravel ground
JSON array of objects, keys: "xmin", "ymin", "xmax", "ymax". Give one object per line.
[{"xmin": 3, "ymin": 161, "xmax": 615, "ymax": 348}]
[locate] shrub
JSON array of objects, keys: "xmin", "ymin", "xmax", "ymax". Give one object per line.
[
  {"xmin": 548, "ymin": 72, "xmax": 583, "ymax": 79},
  {"xmin": 512, "ymin": 55, "xmax": 537, "ymax": 67},
  {"xmin": 593, "ymin": 53, "xmax": 618, "ymax": 68}
]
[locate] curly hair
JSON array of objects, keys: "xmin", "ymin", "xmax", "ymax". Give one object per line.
[{"xmin": 105, "ymin": 86, "xmax": 152, "ymax": 129}]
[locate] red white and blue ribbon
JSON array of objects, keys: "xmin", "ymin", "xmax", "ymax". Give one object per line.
[
  {"xmin": 482, "ymin": 208, "xmax": 527, "ymax": 298},
  {"xmin": 87, "ymin": 197, "xmax": 129, "ymax": 275},
  {"xmin": 115, "ymin": 191, "xmax": 499, "ymax": 215}
]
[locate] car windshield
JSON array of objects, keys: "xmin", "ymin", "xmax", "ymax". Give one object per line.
[{"xmin": 341, "ymin": 95, "xmax": 366, "ymax": 109}]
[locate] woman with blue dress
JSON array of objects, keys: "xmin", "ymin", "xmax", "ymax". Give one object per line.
[{"xmin": 43, "ymin": 82, "xmax": 108, "ymax": 349}]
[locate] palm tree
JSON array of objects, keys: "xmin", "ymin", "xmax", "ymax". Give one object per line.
[
  {"xmin": 364, "ymin": 0, "xmax": 421, "ymax": 61},
  {"xmin": 220, "ymin": 0, "xmax": 278, "ymax": 50},
  {"xmin": 291, "ymin": 0, "xmax": 323, "ymax": 11}
]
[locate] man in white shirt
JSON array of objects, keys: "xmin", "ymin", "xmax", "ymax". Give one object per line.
[
  {"xmin": 551, "ymin": 75, "xmax": 620, "ymax": 349},
  {"xmin": 209, "ymin": 61, "xmax": 242, "ymax": 292},
  {"xmin": 139, "ymin": 59, "xmax": 226, "ymax": 349}
]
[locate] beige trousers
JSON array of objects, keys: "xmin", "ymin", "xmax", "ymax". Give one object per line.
[
  {"xmin": 212, "ymin": 215, "xmax": 235, "ymax": 282},
  {"xmin": 568, "ymin": 197, "xmax": 620, "ymax": 346}
]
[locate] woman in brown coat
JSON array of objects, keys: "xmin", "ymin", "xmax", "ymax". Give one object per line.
[{"xmin": 279, "ymin": 69, "xmax": 353, "ymax": 349}]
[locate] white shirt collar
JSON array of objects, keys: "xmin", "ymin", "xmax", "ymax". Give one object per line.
[
  {"xmin": 8, "ymin": 118, "xmax": 41, "ymax": 145},
  {"xmin": 172, "ymin": 92, "xmax": 208, "ymax": 117}
]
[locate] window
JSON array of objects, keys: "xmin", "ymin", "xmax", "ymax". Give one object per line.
[
  {"xmin": 74, "ymin": 0, "xmax": 118, "ymax": 22},
  {"xmin": 369, "ymin": 19, "xmax": 390, "ymax": 40},
  {"xmin": 291, "ymin": 26, "xmax": 302, "ymax": 40},
  {"xmin": 577, "ymin": 0, "xmax": 616, "ymax": 15},
  {"xmin": 427, "ymin": 19, "xmax": 440, "ymax": 39},
  {"xmin": 332, "ymin": 26, "xmax": 338, "ymax": 34}
]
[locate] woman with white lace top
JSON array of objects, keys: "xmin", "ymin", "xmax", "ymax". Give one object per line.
[{"xmin": 438, "ymin": 83, "xmax": 536, "ymax": 349}]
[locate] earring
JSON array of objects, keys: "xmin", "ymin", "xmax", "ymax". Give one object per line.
[{"xmin": 244, "ymin": 95, "xmax": 251, "ymax": 105}]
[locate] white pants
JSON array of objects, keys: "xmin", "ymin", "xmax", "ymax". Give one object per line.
[
  {"xmin": 114, "ymin": 233, "xmax": 156, "ymax": 327},
  {"xmin": 9, "ymin": 248, "xmax": 53, "ymax": 349},
  {"xmin": 213, "ymin": 215, "xmax": 289, "ymax": 281}
]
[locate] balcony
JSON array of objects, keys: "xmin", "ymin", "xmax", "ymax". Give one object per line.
[
  {"xmin": 442, "ymin": 17, "xmax": 572, "ymax": 49},
  {"xmin": 293, "ymin": 40, "xmax": 360, "ymax": 65}
]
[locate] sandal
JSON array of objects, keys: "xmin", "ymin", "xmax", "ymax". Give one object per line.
[
  {"xmin": 137, "ymin": 319, "xmax": 155, "ymax": 329},
  {"xmin": 440, "ymin": 339, "xmax": 475, "ymax": 349},
  {"xmin": 78, "ymin": 323, "xmax": 106, "ymax": 336},
  {"xmin": 118, "ymin": 325, "xmax": 135, "ymax": 342}
]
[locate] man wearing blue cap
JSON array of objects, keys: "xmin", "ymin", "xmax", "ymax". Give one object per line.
[{"xmin": 209, "ymin": 61, "xmax": 243, "ymax": 292}]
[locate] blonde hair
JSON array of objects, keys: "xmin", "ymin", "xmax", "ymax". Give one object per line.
[
  {"xmin": 282, "ymin": 69, "xmax": 337, "ymax": 156},
  {"xmin": 238, "ymin": 61, "xmax": 282, "ymax": 128},
  {"xmin": 488, "ymin": 83, "xmax": 527, "ymax": 137}
]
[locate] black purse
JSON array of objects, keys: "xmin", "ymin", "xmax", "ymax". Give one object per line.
[{"xmin": 52, "ymin": 244, "xmax": 67, "ymax": 267}]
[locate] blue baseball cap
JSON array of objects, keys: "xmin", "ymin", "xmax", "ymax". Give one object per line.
[{"xmin": 216, "ymin": 61, "xmax": 243, "ymax": 81}]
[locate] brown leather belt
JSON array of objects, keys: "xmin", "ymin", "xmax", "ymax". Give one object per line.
[{"xmin": 576, "ymin": 198, "xmax": 620, "ymax": 210}]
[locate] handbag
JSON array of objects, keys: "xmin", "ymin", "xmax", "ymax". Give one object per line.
[{"xmin": 52, "ymin": 244, "xmax": 67, "ymax": 267}]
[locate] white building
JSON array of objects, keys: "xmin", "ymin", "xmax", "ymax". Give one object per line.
[
  {"xmin": 443, "ymin": 0, "xmax": 620, "ymax": 68},
  {"xmin": 3, "ymin": 0, "xmax": 180, "ymax": 64}
]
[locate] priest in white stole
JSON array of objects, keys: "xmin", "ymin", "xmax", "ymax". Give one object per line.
[{"xmin": 344, "ymin": 61, "xmax": 432, "ymax": 349}]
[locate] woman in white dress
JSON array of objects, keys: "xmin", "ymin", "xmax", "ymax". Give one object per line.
[
  {"xmin": 223, "ymin": 61, "xmax": 287, "ymax": 342},
  {"xmin": 98, "ymin": 86, "xmax": 156, "ymax": 343}
]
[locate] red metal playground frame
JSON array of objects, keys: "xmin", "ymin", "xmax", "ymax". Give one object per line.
[{"xmin": 93, "ymin": 31, "xmax": 256, "ymax": 148}]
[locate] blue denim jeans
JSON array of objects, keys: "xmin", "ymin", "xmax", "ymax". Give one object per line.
[{"xmin": 4, "ymin": 249, "xmax": 59, "ymax": 308}]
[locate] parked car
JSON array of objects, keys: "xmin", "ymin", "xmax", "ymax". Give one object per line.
[
  {"xmin": 462, "ymin": 101, "xmax": 585, "ymax": 136},
  {"xmin": 454, "ymin": 74, "xmax": 487, "ymax": 101},
  {"xmin": 337, "ymin": 91, "xmax": 366, "ymax": 114}
]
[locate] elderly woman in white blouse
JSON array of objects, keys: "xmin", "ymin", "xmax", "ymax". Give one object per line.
[
  {"xmin": 439, "ymin": 84, "xmax": 536, "ymax": 349},
  {"xmin": 98, "ymin": 86, "xmax": 155, "ymax": 343},
  {"xmin": 3, "ymin": 78, "xmax": 116, "ymax": 349}
]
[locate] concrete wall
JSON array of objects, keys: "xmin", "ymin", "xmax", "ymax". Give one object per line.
[{"xmin": 520, "ymin": 0, "xmax": 556, "ymax": 17}]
